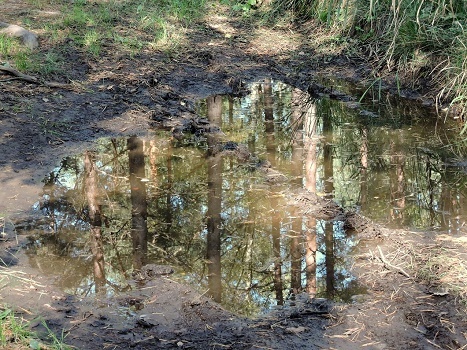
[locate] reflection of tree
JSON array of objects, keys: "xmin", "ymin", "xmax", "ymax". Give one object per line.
[
  {"xmin": 303, "ymin": 100, "xmax": 318, "ymax": 297},
  {"xmin": 164, "ymin": 141, "xmax": 173, "ymax": 243},
  {"xmin": 84, "ymin": 151, "xmax": 106, "ymax": 292},
  {"xmin": 128, "ymin": 136, "xmax": 148, "ymax": 270},
  {"xmin": 359, "ymin": 127, "xmax": 368, "ymax": 207},
  {"xmin": 390, "ymin": 140, "xmax": 406, "ymax": 221},
  {"xmin": 324, "ymin": 222, "xmax": 335, "ymax": 298},
  {"xmin": 439, "ymin": 181, "xmax": 456, "ymax": 230},
  {"xmin": 271, "ymin": 196, "xmax": 284, "ymax": 305},
  {"xmin": 323, "ymin": 113, "xmax": 335, "ymax": 298},
  {"xmin": 304, "ymin": 102, "xmax": 318, "ymax": 194},
  {"xmin": 28, "ymin": 79, "xmax": 467, "ymax": 316},
  {"xmin": 206, "ymin": 153, "xmax": 223, "ymax": 303},
  {"xmin": 290, "ymin": 88, "xmax": 305, "ymax": 295},
  {"xmin": 302, "ymin": 99, "xmax": 365, "ymax": 301},
  {"xmin": 31, "ymin": 83, "xmax": 354, "ymax": 310},
  {"xmin": 264, "ymin": 79, "xmax": 276, "ymax": 168},
  {"xmin": 148, "ymin": 139, "xmax": 158, "ymax": 187},
  {"xmin": 206, "ymin": 95, "xmax": 223, "ymax": 303},
  {"xmin": 290, "ymin": 216, "xmax": 302, "ymax": 295},
  {"xmin": 323, "ymin": 112, "xmax": 334, "ymax": 197},
  {"xmin": 264, "ymin": 78, "xmax": 274, "ymax": 126},
  {"xmin": 262, "ymin": 81, "xmax": 285, "ymax": 305},
  {"xmin": 305, "ymin": 217, "xmax": 317, "ymax": 297}
]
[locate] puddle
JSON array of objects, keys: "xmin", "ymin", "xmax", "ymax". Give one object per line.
[{"xmin": 18, "ymin": 79, "xmax": 467, "ymax": 316}]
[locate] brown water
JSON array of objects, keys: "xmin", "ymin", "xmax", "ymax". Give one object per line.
[{"xmin": 21, "ymin": 79, "xmax": 467, "ymax": 316}]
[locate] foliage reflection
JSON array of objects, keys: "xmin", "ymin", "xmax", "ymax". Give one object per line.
[{"xmin": 25, "ymin": 80, "xmax": 467, "ymax": 316}]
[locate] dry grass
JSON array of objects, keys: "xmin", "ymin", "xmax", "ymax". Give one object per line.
[
  {"xmin": 269, "ymin": 0, "xmax": 467, "ymax": 118},
  {"xmin": 0, "ymin": 266, "xmax": 45, "ymax": 288},
  {"xmin": 372, "ymin": 231, "xmax": 467, "ymax": 311},
  {"xmin": 327, "ymin": 230, "xmax": 467, "ymax": 348},
  {"xmin": 412, "ymin": 243, "xmax": 467, "ymax": 307}
]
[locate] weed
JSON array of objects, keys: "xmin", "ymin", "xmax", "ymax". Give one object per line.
[
  {"xmin": 359, "ymin": 77, "xmax": 382, "ymax": 103},
  {"xmin": 270, "ymin": 0, "xmax": 467, "ymax": 119},
  {"xmin": 0, "ymin": 31, "xmax": 34, "ymax": 71},
  {"xmin": 37, "ymin": 115, "xmax": 67, "ymax": 138},
  {"xmin": 83, "ymin": 30, "xmax": 102, "ymax": 56},
  {"xmin": 0, "ymin": 304, "xmax": 73, "ymax": 349},
  {"xmin": 62, "ymin": 5, "xmax": 91, "ymax": 28},
  {"xmin": 113, "ymin": 34, "xmax": 144, "ymax": 55},
  {"xmin": 232, "ymin": 0, "xmax": 258, "ymax": 14},
  {"xmin": 42, "ymin": 51, "xmax": 63, "ymax": 75},
  {"xmin": 2, "ymin": 0, "xmax": 209, "ymax": 73},
  {"xmin": 41, "ymin": 320, "xmax": 72, "ymax": 350},
  {"xmin": 0, "ymin": 34, "xmax": 14, "ymax": 57},
  {"xmin": 0, "ymin": 307, "xmax": 35, "ymax": 348},
  {"xmin": 414, "ymin": 246, "xmax": 467, "ymax": 310},
  {"xmin": 13, "ymin": 51, "xmax": 33, "ymax": 71}
]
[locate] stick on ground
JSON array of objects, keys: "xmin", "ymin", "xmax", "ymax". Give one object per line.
[
  {"xmin": 377, "ymin": 245, "xmax": 411, "ymax": 278},
  {"xmin": 0, "ymin": 65, "xmax": 73, "ymax": 89}
]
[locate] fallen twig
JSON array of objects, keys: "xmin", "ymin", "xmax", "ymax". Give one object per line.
[
  {"xmin": 0, "ymin": 65, "xmax": 73, "ymax": 89},
  {"xmin": 377, "ymin": 246, "xmax": 411, "ymax": 278}
]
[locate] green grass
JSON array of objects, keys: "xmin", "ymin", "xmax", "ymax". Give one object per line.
[
  {"xmin": 38, "ymin": 0, "xmax": 207, "ymax": 56},
  {"xmin": 40, "ymin": 320, "xmax": 71, "ymax": 350},
  {"xmin": 7, "ymin": 0, "xmax": 465, "ymax": 117},
  {"xmin": 0, "ymin": 306, "xmax": 73, "ymax": 350},
  {"xmin": 0, "ymin": 307, "xmax": 33, "ymax": 347},
  {"xmin": 268, "ymin": 0, "xmax": 467, "ymax": 118},
  {"xmin": 0, "ymin": 34, "xmax": 33, "ymax": 70},
  {"xmin": 0, "ymin": 34, "xmax": 15, "ymax": 58},
  {"xmin": 2, "ymin": 0, "xmax": 206, "ymax": 73}
]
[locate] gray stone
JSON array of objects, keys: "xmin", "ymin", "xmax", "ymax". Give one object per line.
[{"xmin": 0, "ymin": 22, "xmax": 39, "ymax": 50}]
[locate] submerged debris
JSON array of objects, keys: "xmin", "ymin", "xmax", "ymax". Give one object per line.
[{"xmin": 132, "ymin": 264, "xmax": 175, "ymax": 281}]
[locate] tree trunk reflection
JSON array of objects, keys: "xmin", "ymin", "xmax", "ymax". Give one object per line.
[
  {"xmin": 264, "ymin": 78, "xmax": 274, "ymax": 126},
  {"xmin": 303, "ymin": 100, "xmax": 318, "ymax": 297},
  {"xmin": 324, "ymin": 222, "xmax": 335, "ymax": 298},
  {"xmin": 359, "ymin": 127, "xmax": 368, "ymax": 207},
  {"xmin": 390, "ymin": 140, "xmax": 406, "ymax": 223},
  {"xmin": 128, "ymin": 136, "xmax": 148, "ymax": 271},
  {"xmin": 289, "ymin": 88, "xmax": 305, "ymax": 295},
  {"xmin": 206, "ymin": 95, "xmax": 223, "ymax": 303},
  {"xmin": 271, "ymin": 196, "xmax": 284, "ymax": 305},
  {"xmin": 262, "ymin": 81, "xmax": 284, "ymax": 305},
  {"xmin": 323, "ymin": 114, "xmax": 335, "ymax": 298},
  {"xmin": 84, "ymin": 151, "xmax": 106, "ymax": 292}
]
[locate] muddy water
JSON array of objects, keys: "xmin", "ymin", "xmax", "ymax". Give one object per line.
[{"xmin": 20, "ymin": 80, "xmax": 467, "ymax": 316}]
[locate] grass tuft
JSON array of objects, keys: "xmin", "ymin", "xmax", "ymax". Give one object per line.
[
  {"xmin": 269, "ymin": 0, "xmax": 467, "ymax": 118},
  {"xmin": 0, "ymin": 305, "xmax": 73, "ymax": 350},
  {"xmin": 4, "ymin": 0, "xmax": 208, "ymax": 70}
]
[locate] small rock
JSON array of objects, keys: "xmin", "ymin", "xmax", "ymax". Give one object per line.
[
  {"xmin": 0, "ymin": 22, "xmax": 39, "ymax": 50},
  {"xmin": 137, "ymin": 316, "xmax": 155, "ymax": 328},
  {"xmin": 286, "ymin": 326, "xmax": 307, "ymax": 334}
]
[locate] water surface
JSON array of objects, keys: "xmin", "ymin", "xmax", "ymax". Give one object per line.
[{"xmin": 22, "ymin": 79, "xmax": 467, "ymax": 316}]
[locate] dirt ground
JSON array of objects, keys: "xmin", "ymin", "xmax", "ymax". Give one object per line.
[{"xmin": 1, "ymin": 1, "xmax": 466, "ymax": 349}]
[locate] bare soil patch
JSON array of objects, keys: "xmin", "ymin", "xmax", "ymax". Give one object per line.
[{"xmin": 1, "ymin": 1, "xmax": 466, "ymax": 349}]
